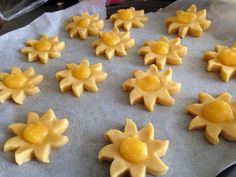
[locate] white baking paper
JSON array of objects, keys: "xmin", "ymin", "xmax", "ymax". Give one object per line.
[{"xmin": 0, "ymin": 0, "xmax": 236, "ymax": 177}]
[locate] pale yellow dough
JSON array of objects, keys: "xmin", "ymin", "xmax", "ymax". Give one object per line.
[
  {"xmin": 98, "ymin": 119, "xmax": 169, "ymax": 177},
  {"xmin": 138, "ymin": 36, "xmax": 188, "ymax": 69},
  {"xmin": 123, "ymin": 65, "xmax": 181, "ymax": 112},
  {"xmin": 203, "ymin": 43, "xmax": 236, "ymax": 82},
  {"xmin": 0, "ymin": 66, "xmax": 43, "ymax": 104},
  {"xmin": 186, "ymin": 92, "xmax": 236, "ymax": 144},
  {"xmin": 165, "ymin": 4, "xmax": 211, "ymax": 38},
  {"xmin": 21, "ymin": 34, "xmax": 65, "ymax": 64},
  {"xmin": 110, "ymin": 7, "xmax": 148, "ymax": 31},
  {"xmin": 56, "ymin": 59, "xmax": 107, "ymax": 97},
  {"xmin": 65, "ymin": 12, "xmax": 104, "ymax": 39},
  {"xmin": 3, "ymin": 109, "xmax": 69, "ymax": 165},
  {"xmin": 92, "ymin": 28, "xmax": 135, "ymax": 60}
]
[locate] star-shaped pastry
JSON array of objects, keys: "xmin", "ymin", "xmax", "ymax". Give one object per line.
[
  {"xmin": 165, "ymin": 4, "xmax": 211, "ymax": 38},
  {"xmin": 186, "ymin": 92, "xmax": 236, "ymax": 144},
  {"xmin": 99, "ymin": 119, "xmax": 169, "ymax": 177},
  {"xmin": 138, "ymin": 36, "xmax": 188, "ymax": 69},
  {"xmin": 123, "ymin": 65, "xmax": 181, "ymax": 111},
  {"xmin": 65, "ymin": 12, "xmax": 104, "ymax": 39},
  {"xmin": 203, "ymin": 43, "xmax": 236, "ymax": 82},
  {"xmin": 110, "ymin": 7, "xmax": 148, "ymax": 31},
  {"xmin": 0, "ymin": 66, "xmax": 43, "ymax": 104},
  {"xmin": 92, "ymin": 28, "xmax": 135, "ymax": 60},
  {"xmin": 4, "ymin": 109, "xmax": 69, "ymax": 165},
  {"xmin": 56, "ymin": 59, "xmax": 107, "ymax": 97},
  {"xmin": 21, "ymin": 34, "xmax": 65, "ymax": 64}
]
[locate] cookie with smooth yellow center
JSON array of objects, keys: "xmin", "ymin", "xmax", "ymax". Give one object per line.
[
  {"xmin": 186, "ymin": 92, "xmax": 236, "ymax": 144},
  {"xmin": 92, "ymin": 28, "xmax": 135, "ymax": 60},
  {"xmin": 0, "ymin": 66, "xmax": 43, "ymax": 104},
  {"xmin": 3, "ymin": 109, "xmax": 69, "ymax": 165},
  {"xmin": 21, "ymin": 34, "xmax": 65, "ymax": 64},
  {"xmin": 203, "ymin": 43, "xmax": 236, "ymax": 82},
  {"xmin": 138, "ymin": 36, "xmax": 188, "ymax": 69},
  {"xmin": 123, "ymin": 65, "xmax": 181, "ymax": 112},
  {"xmin": 110, "ymin": 7, "xmax": 148, "ymax": 31},
  {"xmin": 98, "ymin": 119, "xmax": 169, "ymax": 177},
  {"xmin": 56, "ymin": 59, "xmax": 107, "ymax": 98},
  {"xmin": 65, "ymin": 12, "xmax": 104, "ymax": 39},
  {"xmin": 165, "ymin": 4, "xmax": 211, "ymax": 38}
]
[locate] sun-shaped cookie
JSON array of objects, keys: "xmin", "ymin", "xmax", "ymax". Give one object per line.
[
  {"xmin": 203, "ymin": 43, "xmax": 236, "ymax": 82},
  {"xmin": 98, "ymin": 119, "xmax": 169, "ymax": 176},
  {"xmin": 186, "ymin": 92, "xmax": 236, "ymax": 144},
  {"xmin": 110, "ymin": 7, "xmax": 148, "ymax": 31},
  {"xmin": 165, "ymin": 4, "xmax": 211, "ymax": 38},
  {"xmin": 92, "ymin": 28, "xmax": 135, "ymax": 60},
  {"xmin": 0, "ymin": 66, "xmax": 43, "ymax": 104},
  {"xmin": 56, "ymin": 59, "xmax": 107, "ymax": 98},
  {"xmin": 123, "ymin": 65, "xmax": 181, "ymax": 112},
  {"xmin": 65, "ymin": 12, "xmax": 104, "ymax": 40},
  {"xmin": 4, "ymin": 109, "xmax": 69, "ymax": 165},
  {"xmin": 138, "ymin": 36, "xmax": 188, "ymax": 69},
  {"xmin": 21, "ymin": 34, "xmax": 65, "ymax": 64}
]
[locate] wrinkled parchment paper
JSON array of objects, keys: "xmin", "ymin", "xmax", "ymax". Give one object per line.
[{"xmin": 0, "ymin": 0, "xmax": 236, "ymax": 177}]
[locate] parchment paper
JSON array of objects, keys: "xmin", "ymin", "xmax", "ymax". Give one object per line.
[{"xmin": 0, "ymin": 0, "xmax": 236, "ymax": 177}]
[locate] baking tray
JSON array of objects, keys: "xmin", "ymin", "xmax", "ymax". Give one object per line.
[{"xmin": 0, "ymin": 0, "xmax": 235, "ymax": 176}]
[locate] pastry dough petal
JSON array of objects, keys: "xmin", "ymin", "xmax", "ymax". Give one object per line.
[
  {"xmin": 148, "ymin": 140, "xmax": 169, "ymax": 157},
  {"xmin": 98, "ymin": 144, "xmax": 116, "ymax": 161},
  {"xmin": 4, "ymin": 137, "xmax": 28, "ymax": 152},
  {"xmin": 15, "ymin": 147, "xmax": 34, "ymax": 165},
  {"xmin": 147, "ymin": 156, "xmax": 169, "ymax": 176},
  {"xmin": 205, "ymin": 125, "xmax": 222, "ymax": 144},
  {"xmin": 34, "ymin": 144, "xmax": 51, "ymax": 163},
  {"xmin": 52, "ymin": 119, "xmax": 69, "ymax": 134},
  {"xmin": 139, "ymin": 123, "xmax": 154, "ymax": 141},
  {"xmin": 105, "ymin": 129, "xmax": 125, "ymax": 143},
  {"xmin": 189, "ymin": 116, "xmax": 206, "ymax": 130},
  {"xmin": 8, "ymin": 123, "xmax": 26, "ymax": 136},
  {"xmin": 124, "ymin": 119, "xmax": 138, "ymax": 136},
  {"xmin": 130, "ymin": 166, "xmax": 146, "ymax": 177},
  {"xmin": 110, "ymin": 159, "xmax": 128, "ymax": 177}
]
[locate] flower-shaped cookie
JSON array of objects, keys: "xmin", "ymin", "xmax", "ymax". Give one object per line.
[
  {"xmin": 56, "ymin": 59, "xmax": 107, "ymax": 97},
  {"xmin": 186, "ymin": 92, "xmax": 236, "ymax": 144},
  {"xmin": 0, "ymin": 67, "xmax": 43, "ymax": 104},
  {"xmin": 92, "ymin": 28, "xmax": 135, "ymax": 60},
  {"xmin": 110, "ymin": 7, "xmax": 148, "ymax": 31},
  {"xmin": 138, "ymin": 36, "xmax": 188, "ymax": 69},
  {"xmin": 65, "ymin": 12, "xmax": 104, "ymax": 40},
  {"xmin": 21, "ymin": 34, "xmax": 65, "ymax": 64},
  {"xmin": 123, "ymin": 65, "xmax": 181, "ymax": 112},
  {"xmin": 203, "ymin": 43, "xmax": 236, "ymax": 82},
  {"xmin": 98, "ymin": 119, "xmax": 169, "ymax": 177},
  {"xmin": 165, "ymin": 4, "xmax": 211, "ymax": 38},
  {"xmin": 4, "ymin": 109, "xmax": 69, "ymax": 165}
]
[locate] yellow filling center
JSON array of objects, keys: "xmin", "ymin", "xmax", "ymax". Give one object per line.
[
  {"xmin": 72, "ymin": 65, "xmax": 91, "ymax": 80},
  {"xmin": 23, "ymin": 124, "xmax": 49, "ymax": 144},
  {"xmin": 118, "ymin": 10, "xmax": 135, "ymax": 20},
  {"xmin": 202, "ymin": 100, "xmax": 234, "ymax": 123},
  {"xmin": 34, "ymin": 40, "xmax": 52, "ymax": 51},
  {"xmin": 119, "ymin": 137, "xmax": 148, "ymax": 164},
  {"xmin": 77, "ymin": 18, "xmax": 90, "ymax": 28},
  {"xmin": 102, "ymin": 33, "xmax": 120, "ymax": 46},
  {"xmin": 176, "ymin": 11, "xmax": 197, "ymax": 24},
  {"xmin": 4, "ymin": 73, "xmax": 27, "ymax": 89},
  {"xmin": 136, "ymin": 76, "xmax": 161, "ymax": 92},
  {"xmin": 151, "ymin": 41, "xmax": 169, "ymax": 55},
  {"xmin": 217, "ymin": 49, "xmax": 236, "ymax": 66}
]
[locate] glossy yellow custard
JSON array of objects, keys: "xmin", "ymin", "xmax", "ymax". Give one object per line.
[{"xmin": 119, "ymin": 137, "xmax": 148, "ymax": 163}]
